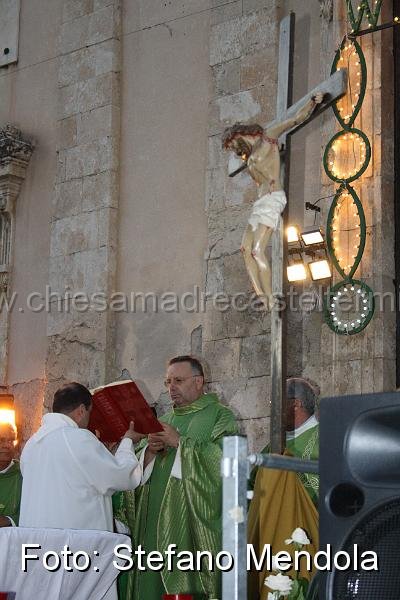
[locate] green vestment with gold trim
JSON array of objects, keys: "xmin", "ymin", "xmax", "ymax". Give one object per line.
[
  {"xmin": 285, "ymin": 416, "xmax": 319, "ymax": 505},
  {"xmin": 249, "ymin": 417, "xmax": 319, "ymax": 506},
  {"xmin": 116, "ymin": 393, "xmax": 238, "ymax": 600}
]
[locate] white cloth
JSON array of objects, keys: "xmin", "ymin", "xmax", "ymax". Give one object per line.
[
  {"xmin": 248, "ymin": 190, "xmax": 287, "ymax": 231},
  {"xmin": 170, "ymin": 442, "xmax": 182, "ymax": 480},
  {"xmin": 286, "ymin": 414, "xmax": 318, "ymax": 441},
  {"xmin": 0, "ymin": 527, "xmax": 129, "ymax": 600},
  {"xmin": 19, "ymin": 413, "xmax": 142, "ymax": 531},
  {"xmin": 0, "ymin": 460, "xmax": 15, "ymax": 474}
]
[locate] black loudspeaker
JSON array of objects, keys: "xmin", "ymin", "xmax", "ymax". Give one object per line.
[{"xmin": 319, "ymin": 391, "xmax": 400, "ymax": 600}]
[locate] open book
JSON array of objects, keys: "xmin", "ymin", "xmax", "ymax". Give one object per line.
[{"xmin": 88, "ymin": 380, "xmax": 163, "ymax": 443}]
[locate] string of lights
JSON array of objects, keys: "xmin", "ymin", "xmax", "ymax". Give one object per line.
[{"xmin": 321, "ymin": 3, "xmax": 379, "ymax": 335}]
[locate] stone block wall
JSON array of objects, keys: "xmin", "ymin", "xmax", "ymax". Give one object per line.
[
  {"xmin": 203, "ymin": 0, "xmax": 281, "ymax": 452},
  {"xmin": 0, "ymin": 0, "xmax": 396, "ymax": 448},
  {"xmin": 307, "ymin": 1, "xmax": 396, "ymax": 397},
  {"xmin": 203, "ymin": 0, "xmax": 396, "ymax": 450},
  {"xmin": 45, "ymin": 0, "xmax": 122, "ymax": 407}
]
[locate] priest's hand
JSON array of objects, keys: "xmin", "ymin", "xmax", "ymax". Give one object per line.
[
  {"xmin": 123, "ymin": 421, "xmax": 145, "ymax": 444},
  {"xmin": 0, "ymin": 516, "xmax": 11, "ymax": 527},
  {"xmin": 147, "ymin": 436, "xmax": 166, "ymax": 453},
  {"xmin": 149, "ymin": 423, "xmax": 180, "ymax": 449}
]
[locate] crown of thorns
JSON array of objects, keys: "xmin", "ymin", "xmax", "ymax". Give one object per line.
[{"xmin": 222, "ymin": 123, "xmax": 264, "ymax": 148}]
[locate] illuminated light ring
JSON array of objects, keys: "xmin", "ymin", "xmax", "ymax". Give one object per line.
[
  {"xmin": 323, "ymin": 128, "xmax": 371, "ymax": 184},
  {"xmin": 326, "ymin": 184, "xmax": 366, "ymax": 280},
  {"xmin": 346, "ymin": 0, "xmax": 383, "ymax": 34},
  {"xmin": 322, "ymin": 28, "xmax": 375, "ymax": 336},
  {"xmin": 331, "ymin": 38, "xmax": 367, "ymax": 129},
  {"xmin": 324, "ymin": 279, "xmax": 374, "ymax": 335}
]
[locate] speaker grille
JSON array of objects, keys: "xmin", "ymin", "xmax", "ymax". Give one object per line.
[{"xmin": 332, "ymin": 498, "xmax": 400, "ymax": 599}]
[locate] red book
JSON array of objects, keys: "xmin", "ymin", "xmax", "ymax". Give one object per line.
[{"xmin": 88, "ymin": 380, "xmax": 163, "ymax": 443}]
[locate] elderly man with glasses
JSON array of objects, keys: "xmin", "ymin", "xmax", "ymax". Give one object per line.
[{"xmin": 128, "ymin": 355, "xmax": 238, "ymax": 600}]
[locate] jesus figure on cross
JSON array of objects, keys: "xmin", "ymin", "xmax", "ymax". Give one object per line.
[{"xmin": 222, "ymin": 91, "xmax": 324, "ymax": 311}]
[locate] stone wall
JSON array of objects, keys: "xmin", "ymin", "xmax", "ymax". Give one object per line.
[
  {"xmin": 45, "ymin": 0, "xmax": 122, "ymax": 406},
  {"xmin": 202, "ymin": 0, "xmax": 396, "ymax": 451},
  {"xmin": 0, "ymin": 0, "xmax": 61, "ymax": 440},
  {"xmin": 203, "ymin": 0, "xmax": 280, "ymax": 451},
  {"xmin": 0, "ymin": 0, "xmax": 396, "ymax": 448},
  {"xmin": 113, "ymin": 1, "xmax": 211, "ymax": 404},
  {"xmin": 310, "ymin": 1, "xmax": 396, "ymax": 397}
]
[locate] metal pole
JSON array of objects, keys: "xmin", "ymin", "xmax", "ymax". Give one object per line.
[
  {"xmin": 248, "ymin": 452, "xmax": 319, "ymax": 474},
  {"xmin": 270, "ymin": 12, "xmax": 294, "ymax": 455},
  {"xmin": 222, "ymin": 437, "xmax": 320, "ymax": 600},
  {"xmin": 221, "ymin": 436, "xmax": 248, "ymax": 600}
]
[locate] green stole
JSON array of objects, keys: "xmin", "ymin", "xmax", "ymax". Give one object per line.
[
  {"xmin": 286, "ymin": 420, "xmax": 319, "ymax": 506},
  {"xmin": 248, "ymin": 420, "xmax": 319, "ymax": 506},
  {"xmin": 122, "ymin": 393, "xmax": 238, "ymax": 600},
  {"xmin": 0, "ymin": 461, "xmax": 22, "ymax": 525},
  {"xmin": 113, "ymin": 491, "xmax": 135, "ymax": 600}
]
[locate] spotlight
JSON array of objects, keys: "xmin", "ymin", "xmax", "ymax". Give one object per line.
[
  {"xmin": 300, "ymin": 227, "xmax": 324, "ymax": 246},
  {"xmin": 309, "ymin": 259, "xmax": 332, "ymax": 281},
  {"xmin": 286, "ymin": 223, "xmax": 331, "ymax": 285},
  {"xmin": 286, "ymin": 226, "xmax": 300, "ymax": 243},
  {"xmin": 287, "ymin": 262, "xmax": 307, "ymax": 282}
]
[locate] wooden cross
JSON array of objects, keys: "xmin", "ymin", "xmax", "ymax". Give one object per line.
[{"xmin": 269, "ymin": 13, "xmax": 346, "ymax": 453}]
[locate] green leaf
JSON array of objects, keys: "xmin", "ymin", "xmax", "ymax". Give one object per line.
[{"xmin": 287, "ymin": 578, "xmax": 309, "ymax": 600}]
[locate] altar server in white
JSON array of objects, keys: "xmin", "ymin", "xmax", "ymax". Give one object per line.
[{"xmin": 19, "ymin": 382, "xmax": 147, "ymax": 531}]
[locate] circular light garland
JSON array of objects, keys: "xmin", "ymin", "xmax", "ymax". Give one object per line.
[
  {"xmin": 323, "ymin": 128, "xmax": 371, "ymax": 183},
  {"xmin": 323, "ymin": 30, "xmax": 375, "ymax": 335},
  {"xmin": 325, "ymin": 280, "xmax": 374, "ymax": 335}
]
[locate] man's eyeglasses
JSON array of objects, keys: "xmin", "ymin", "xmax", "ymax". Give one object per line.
[{"xmin": 164, "ymin": 375, "xmax": 199, "ymax": 388}]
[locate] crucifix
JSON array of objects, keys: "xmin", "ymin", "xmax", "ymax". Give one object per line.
[{"xmin": 223, "ymin": 13, "xmax": 346, "ymax": 454}]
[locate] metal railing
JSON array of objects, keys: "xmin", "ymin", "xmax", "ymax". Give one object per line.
[{"xmin": 221, "ymin": 435, "xmax": 319, "ymax": 600}]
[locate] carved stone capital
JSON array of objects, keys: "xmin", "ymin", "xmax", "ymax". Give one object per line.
[
  {"xmin": 0, "ymin": 125, "xmax": 34, "ymax": 213},
  {"xmin": 0, "ymin": 125, "xmax": 34, "ymax": 164},
  {"xmin": 319, "ymin": 0, "xmax": 333, "ymax": 22}
]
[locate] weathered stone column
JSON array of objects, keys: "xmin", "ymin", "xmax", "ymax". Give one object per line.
[
  {"xmin": 45, "ymin": 0, "xmax": 121, "ymax": 404},
  {"xmin": 0, "ymin": 125, "xmax": 34, "ymax": 385}
]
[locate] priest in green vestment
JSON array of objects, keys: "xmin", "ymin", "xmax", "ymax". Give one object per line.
[
  {"xmin": 249, "ymin": 377, "xmax": 319, "ymax": 505},
  {"xmin": 284, "ymin": 377, "xmax": 319, "ymax": 505},
  {"xmin": 123, "ymin": 355, "xmax": 238, "ymax": 600},
  {"xmin": 247, "ymin": 378, "xmax": 319, "ymax": 600},
  {"xmin": 0, "ymin": 423, "xmax": 21, "ymax": 527}
]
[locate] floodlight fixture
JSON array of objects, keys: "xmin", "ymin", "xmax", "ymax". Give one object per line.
[
  {"xmin": 300, "ymin": 227, "xmax": 324, "ymax": 246},
  {"xmin": 287, "ymin": 262, "xmax": 307, "ymax": 283},
  {"xmin": 309, "ymin": 258, "xmax": 332, "ymax": 281}
]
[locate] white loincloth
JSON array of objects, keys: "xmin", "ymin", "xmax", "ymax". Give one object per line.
[{"xmin": 248, "ymin": 190, "xmax": 287, "ymax": 231}]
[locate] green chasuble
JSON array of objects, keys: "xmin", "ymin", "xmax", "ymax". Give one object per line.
[
  {"xmin": 285, "ymin": 416, "xmax": 319, "ymax": 506},
  {"xmin": 249, "ymin": 417, "xmax": 319, "ymax": 506},
  {"xmin": 0, "ymin": 461, "xmax": 22, "ymax": 525},
  {"xmin": 113, "ymin": 490, "xmax": 135, "ymax": 600},
  {"xmin": 127, "ymin": 393, "xmax": 238, "ymax": 600}
]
